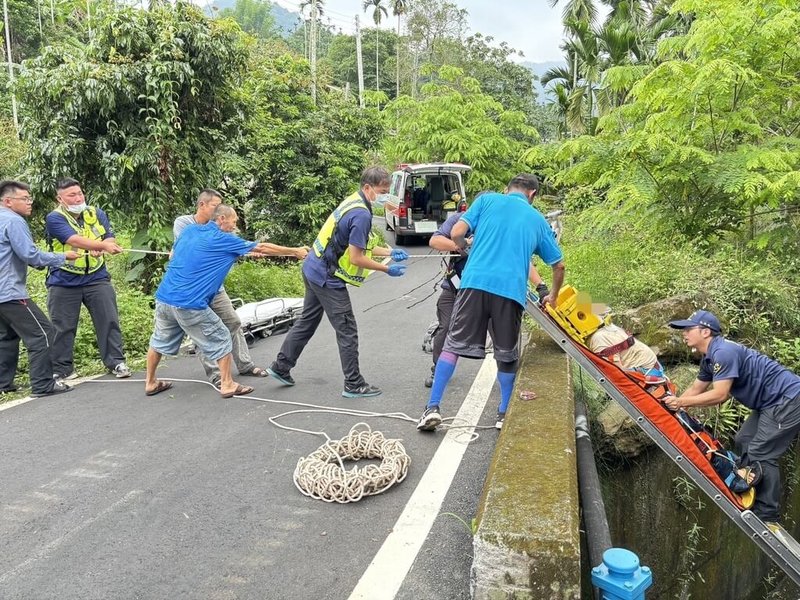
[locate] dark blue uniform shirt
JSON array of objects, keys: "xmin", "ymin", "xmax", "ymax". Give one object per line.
[{"xmin": 699, "ymin": 336, "xmax": 800, "ymax": 409}]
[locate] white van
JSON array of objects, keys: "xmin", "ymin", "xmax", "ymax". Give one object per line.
[{"xmin": 383, "ymin": 163, "xmax": 472, "ymax": 244}]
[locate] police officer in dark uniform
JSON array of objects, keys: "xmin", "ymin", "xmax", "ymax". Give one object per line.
[{"xmin": 666, "ymin": 310, "xmax": 800, "ymax": 526}]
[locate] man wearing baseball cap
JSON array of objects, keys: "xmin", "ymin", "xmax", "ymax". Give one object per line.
[{"xmin": 665, "ymin": 309, "xmax": 800, "ymax": 526}]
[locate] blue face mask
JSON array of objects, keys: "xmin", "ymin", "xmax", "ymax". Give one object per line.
[{"xmin": 374, "ymin": 194, "xmax": 390, "ymax": 207}]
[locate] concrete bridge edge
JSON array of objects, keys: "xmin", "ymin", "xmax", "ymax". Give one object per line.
[{"xmin": 471, "ymin": 327, "xmax": 582, "ymax": 599}]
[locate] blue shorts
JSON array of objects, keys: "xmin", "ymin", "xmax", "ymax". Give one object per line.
[{"xmin": 150, "ymin": 301, "xmax": 232, "ymax": 361}]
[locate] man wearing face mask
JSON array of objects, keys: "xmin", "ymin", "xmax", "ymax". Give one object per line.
[
  {"xmin": 267, "ymin": 166, "xmax": 408, "ymax": 398},
  {"xmin": 45, "ymin": 177, "xmax": 129, "ymax": 380}
]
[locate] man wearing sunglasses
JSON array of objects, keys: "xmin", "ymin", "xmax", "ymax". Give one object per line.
[{"xmin": 0, "ymin": 180, "xmax": 79, "ymax": 397}]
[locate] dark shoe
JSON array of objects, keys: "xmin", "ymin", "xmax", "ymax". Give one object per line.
[
  {"xmin": 495, "ymin": 411, "xmax": 506, "ymax": 430},
  {"xmin": 267, "ymin": 365, "xmax": 295, "ymax": 386},
  {"xmin": 417, "ymin": 406, "xmax": 442, "ymax": 431},
  {"xmin": 0, "ymin": 384, "xmax": 19, "ymax": 393},
  {"xmin": 424, "ymin": 365, "xmax": 434, "ymax": 388},
  {"xmin": 342, "ymin": 383, "xmax": 382, "ymax": 398},
  {"xmin": 33, "ymin": 381, "xmax": 72, "ymax": 397}
]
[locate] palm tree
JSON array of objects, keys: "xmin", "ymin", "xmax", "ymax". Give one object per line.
[
  {"xmin": 298, "ymin": 1, "xmax": 325, "ymax": 60},
  {"xmin": 363, "ymin": 0, "xmax": 388, "ymax": 93},
  {"xmin": 391, "ymin": 0, "xmax": 407, "ymax": 97}
]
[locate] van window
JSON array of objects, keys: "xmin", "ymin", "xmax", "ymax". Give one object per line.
[{"xmin": 390, "ymin": 172, "xmax": 403, "ymax": 197}]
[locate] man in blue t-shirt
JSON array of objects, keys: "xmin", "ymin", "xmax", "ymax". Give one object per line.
[
  {"xmin": 417, "ymin": 174, "xmax": 566, "ymax": 432},
  {"xmin": 172, "ymin": 189, "xmax": 307, "ymax": 387},
  {"xmin": 45, "ymin": 177, "xmax": 129, "ymax": 380},
  {"xmin": 423, "ymin": 206, "xmax": 551, "ymax": 396},
  {"xmin": 267, "ymin": 167, "xmax": 408, "ymax": 398},
  {"xmin": 666, "ymin": 310, "xmax": 800, "ymax": 524},
  {"xmin": 147, "ymin": 205, "xmax": 294, "ymax": 399}
]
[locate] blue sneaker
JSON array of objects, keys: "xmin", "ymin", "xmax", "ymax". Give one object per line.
[
  {"xmin": 267, "ymin": 365, "xmax": 295, "ymax": 386},
  {"xmin": 342, "ymin": 383, "xmax": 382, "ymax": 398}
]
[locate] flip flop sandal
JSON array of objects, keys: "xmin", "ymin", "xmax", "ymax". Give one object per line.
[
  {"xmin": 145, "ymin": 381, "xmax": 173, "ymax": 396},
  {"xmin": 241, "ymin": 367, "xmax": 268, "ymax": 377},
  {"xmin": 738, "ymin": 462, "xmax": 763, "ymax": 488},
  {"xmin": 221, "ymin": 384, "xmax": 255, "ymax": 399}
]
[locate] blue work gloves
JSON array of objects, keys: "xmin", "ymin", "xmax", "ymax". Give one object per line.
[
  {"xmin": 390, "ymin": 248, "xmax": 409, "ymax": 262},
  {"xmin": 387, "ymin": 264, "xmax": 407, "ymax": 277}
]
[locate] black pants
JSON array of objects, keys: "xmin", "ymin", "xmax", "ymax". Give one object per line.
[
  {"xmin": 273, "ymin": 274, "xmax": 365, "ymax": 389},
  {"xmin": 432, "ymin": 287, "xmax": 457, "ymax": 365},
  {"xmin": 47, "ymin": 280, "xmax": 125, "ymax": 375},
  {"xmin": 0, "ymin": 299, "xmax": 58, "ymax": 395},
  {"xmin": 735, "ymin": 396, "xmax": 800, "ymax": 522}
]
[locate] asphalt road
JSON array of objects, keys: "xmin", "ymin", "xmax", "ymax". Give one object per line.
[{"xmin": 0, "ymin": 230, "xmax": 501, "ymax": 600}]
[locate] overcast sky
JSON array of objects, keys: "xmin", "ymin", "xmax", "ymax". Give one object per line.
[{"xmin": 270, "ymin": 0, "xmax": 570, "ymax": 63}]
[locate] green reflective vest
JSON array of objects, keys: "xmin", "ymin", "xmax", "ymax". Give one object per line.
[
  {"xmin": 49, "ymin": 206, "xmax": 107, "ymax": 275},
  {"xmin": 312, "ymin": 192, "xmax": 379, "ymax": 287}
]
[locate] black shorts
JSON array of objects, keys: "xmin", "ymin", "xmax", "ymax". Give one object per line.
[{"xmin": 443, "ymin": 288, "xmax": 522, "ymax": 362}]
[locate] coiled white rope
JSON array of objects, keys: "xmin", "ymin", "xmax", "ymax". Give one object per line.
[
  {"xmin": 85, "ymin": 377, "xmax": 492, "ymax": 501},
  {"xmin": 293, "ymin": 423, "xmax": 410, "ymax": 504}
]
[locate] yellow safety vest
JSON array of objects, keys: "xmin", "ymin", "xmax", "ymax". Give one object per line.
[
  {"xmin": 312, "ymin": 192, "xmax": 379, "ymax": 287},
  {"xmin": 48, "ymin": 206, "xmax": 107, "ymax": 275}
]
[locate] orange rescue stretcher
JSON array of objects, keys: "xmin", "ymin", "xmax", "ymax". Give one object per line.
[{"xmin": 543, "ymin": 285, "xmax": 754, "ymax": 510}]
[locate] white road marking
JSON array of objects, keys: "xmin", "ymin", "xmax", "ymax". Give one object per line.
[{"xmin": 348, "ymin": 357, "xmax": 498, "ymax": 600}]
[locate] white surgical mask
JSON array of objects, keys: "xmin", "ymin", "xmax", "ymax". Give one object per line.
[{"xmin": 66, "ymin": 202, "xmax": 86, "ymax": 214}]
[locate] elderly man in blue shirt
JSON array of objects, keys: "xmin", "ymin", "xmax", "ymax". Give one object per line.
[
  {"xmin": 146, "ymin": 204, "xmax": 307, "ymax": 399},
  {"xmin": 666, "ymin": 310, "xmax": 800, "ymax": 527},
  {"xmin": 0, "ymin": 180, "xmax": 79, "ymax": 397}
]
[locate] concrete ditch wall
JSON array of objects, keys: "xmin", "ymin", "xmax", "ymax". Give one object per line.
[{"xmin": 471, "ymin": 328, "xmax": 581, "ymax": 599}]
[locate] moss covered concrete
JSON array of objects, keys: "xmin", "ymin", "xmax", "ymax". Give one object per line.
[{"xmin": 471, "ymin": 329, "xmax": 581, "ymax": 599}]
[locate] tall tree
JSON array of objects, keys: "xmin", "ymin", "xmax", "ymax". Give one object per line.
[
  {"xmin": 222, "ymin": 42, "xmax": 384, "ymax": 245},
  {"xmin": 15, "ymin": 2, "xmax": 248, "ymax": 287},
  {"xmin": 384, "ymin": 66, "xmax": 539, "ymax": 192},
  {"xmin": 220, "ymin": 0, "xmax": 277, "ymax": 40},
  {"xmin": 390, "ymin": 0, "xmax": 406, "ymax": 97},
  {"xmin": 362, "ymin": 0, "xmax": 387, "ymax": 93},
  {"xmin": 527, "ymin": 0, "xmax": 800, "ymax": 241}
]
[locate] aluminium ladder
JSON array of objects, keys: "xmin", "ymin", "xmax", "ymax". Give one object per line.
[{"xmin": 525, "ymin": 296, "xmax": 800, "ymax": 586}]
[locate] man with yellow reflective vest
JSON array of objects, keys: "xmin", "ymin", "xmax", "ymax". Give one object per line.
[
  {"xmin": 45, "ymin": 177, "xmax": 130, "ymax": 380},
  {"xmin": 267, "ymin": 166, "xmax": 408, "ymax": 398}
]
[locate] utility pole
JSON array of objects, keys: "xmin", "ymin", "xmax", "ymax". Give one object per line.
[
  {"xmin": 37, "ymin": 0, "xmax": 43, "ymax": 38},
  {"xmin": 310, "ymin": 0, "xmax": 318, "ymax": 104},
  {"xmin": 355, "ymin": 14, "xmax": 365, "ymax": 108},
  {"xmin": 2, "ymin": 0, "xmax": 18, "ymax": 133}
]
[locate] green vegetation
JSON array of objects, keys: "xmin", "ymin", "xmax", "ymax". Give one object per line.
[{"xmin": 530, "ymin": 0, "xmax": 800, "ymax": 360}]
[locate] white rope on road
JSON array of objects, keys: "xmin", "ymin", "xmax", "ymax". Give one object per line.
[
  {"xmin": 294, "ymin": 423, "xmax": 410, "ymax": 504},
  {"xmin": 83, "ymin": 373, "xmax": 495, "ymax": 505}
]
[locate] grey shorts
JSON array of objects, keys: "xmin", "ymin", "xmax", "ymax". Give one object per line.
[
  {"xmin": 444, "ymin": 288, "xmax": 522, "ymax": 362},
  {"xmin": 150, "ymin": 301, "xmax": 232, "ymax": 361}
]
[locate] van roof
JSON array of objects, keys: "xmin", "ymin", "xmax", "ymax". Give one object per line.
[{"xmin": 395, "ymin": 163, "xmax": 472, "ymax": 175}]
